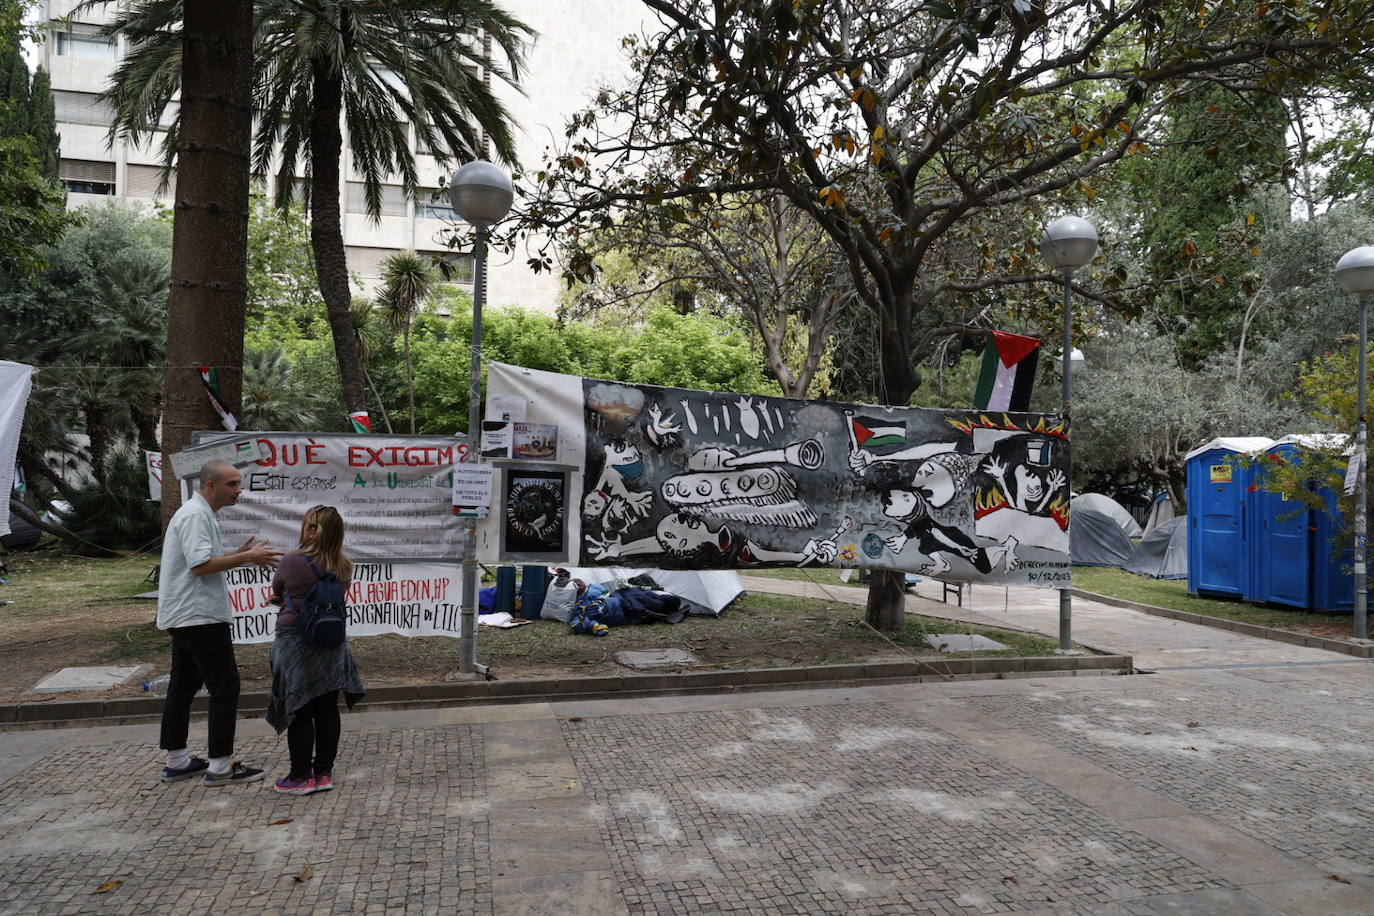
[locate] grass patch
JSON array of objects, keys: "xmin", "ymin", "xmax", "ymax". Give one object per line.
[
  {"xmin": 1072, "ymin": 566, "xmax": 1353, "ymax": 632},
  {"xmin": 94, "ymin": 621, "xmax": 170, "ymax": 663},
  {"xmin": 0, "ymin": 549, "xmax": 159, "ymax": 616},
  {"xmin": 739, "ymin": 567, "xmax": 856, "ymax": 586}
]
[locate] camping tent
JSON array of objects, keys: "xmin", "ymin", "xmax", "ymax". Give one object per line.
[
  {"xmin": 1071, "ymin": 493, "xmax": 1143, "ymax": 538},
  {"xmin": 1142, "ymin": 492, "xmax": 1176, "ymax": 533},
  {"xmin": 1125, "ymin": 517, "xmax": 1188, "ymax": 579},
  {"xmin": 561, "ymin": 567, "xmax": 744, "ymax": 616},
  {"xmin": 1070, "ymin": 507, "xmax": 1135, "ymax": 567}
]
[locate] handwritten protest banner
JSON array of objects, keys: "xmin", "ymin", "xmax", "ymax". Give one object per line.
[
  {"xmin": 225, "ymin": 561, "xmax": 462, "ymax": 644},
  {"xmin": 187, "ymin": 432, "xmax": 469, "ymax": 642},
  {"xmin": 192, "ymin": 432, "xmax": 468, "ymax": 560}
]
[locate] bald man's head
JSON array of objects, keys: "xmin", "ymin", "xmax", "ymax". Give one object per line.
[{"xmin": 199, "ymin": 460, "xmax": 243, "ymax": 511}]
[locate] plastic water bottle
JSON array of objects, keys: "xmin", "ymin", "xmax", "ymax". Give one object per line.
[{"xmin": 142, "ymin": 675, "xmax": 206, "ymax": 697}]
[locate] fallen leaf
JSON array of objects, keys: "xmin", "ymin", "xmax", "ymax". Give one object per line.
[
  {"xmin": 1000, "ymin": 876, "xmax": 1019, "ymax": 885},
  {"xmin": 565, "ymin": 779, "xmax": 577, "ymax": 790},
  {"xmin": 1186, "ymin": 722, "xmax": 1200, "ymax": 728},
  {"xmin": 269, "ymin": 818, "xmax": 294, "ymax": 826},
  {"xmin": 92, "ymin": 880, "xmax": 123, "ymax": 895},
  {"xmin": 1327, "ymin": 874, "xmax": 1352, "ymax": 884},
  {"xmin": 294, "ymin": 865, "xmax": 314, "ymax": 883},
  {"xmin": 568, "ymin": 717, "xmax": 583, "ymax": 723}
]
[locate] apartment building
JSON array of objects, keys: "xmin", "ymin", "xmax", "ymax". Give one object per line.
[{"xmin": 40, "ymin": 0, "xmax": 641, "ymax": 311}]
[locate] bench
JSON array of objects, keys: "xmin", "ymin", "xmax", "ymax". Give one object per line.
[{"xmin": 936, "ymin": 578, "xmax": 965, "ymax": 607}]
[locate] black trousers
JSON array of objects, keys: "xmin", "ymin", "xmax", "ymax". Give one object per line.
[
  {"xmin": 287, "ymin": 690, "xmax": 340, "ymax": 778},
  {"xmin": 159, "ymin": 622, "xmax": 241, "ymax": 759}
]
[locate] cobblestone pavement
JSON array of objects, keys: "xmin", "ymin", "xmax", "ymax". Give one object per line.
[{"xmin": 1, "ymin": 658, "xmax": 1373, "ymax": 913}]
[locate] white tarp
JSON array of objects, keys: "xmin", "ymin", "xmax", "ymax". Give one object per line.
[
  {"xmin": 0, "ymin": 361, "xmax": 34, "ymax": 538},
  {"xmin": 561, "ymin": 567, "xmax": 744, "ymax": 614}
]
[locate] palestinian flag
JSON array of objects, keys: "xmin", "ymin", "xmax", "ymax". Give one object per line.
[
  {"xmin": 973, "ymin": 330, "xmax": 1040, "ymax": 412},
  {"xmin": 851, "ymin": 415, "xmax": 906, "ymax": 451}
]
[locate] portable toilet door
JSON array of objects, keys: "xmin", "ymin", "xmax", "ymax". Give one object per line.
[
  {"xmin": 1186, "ymin": 438, "xmax": 1273, "ymax": 598},
  {"xmin": 1252, "ymin": 442, "xmax": 1313, "ymax": 609},
  {"xmin": 1311, "ymin": 471, "xmax": 1355, "ymax": 613}
]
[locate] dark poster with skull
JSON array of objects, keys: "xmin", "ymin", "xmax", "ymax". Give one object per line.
[
  {"xmin": 576, "ymin": 379, "xmax": 1071, "ymax": 587},
  {"xmin": 500, "ymin": 469, "xmax": 568, "ymax": 561}
]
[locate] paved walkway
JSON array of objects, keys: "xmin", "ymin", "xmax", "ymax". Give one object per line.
[
  {"xmin": 739, "ymin": 575, "xmax": 1358, "ymax": 670},
  {"xmin": 2, "ymin": 584, "xmax": 1372, "ymax": 914}
]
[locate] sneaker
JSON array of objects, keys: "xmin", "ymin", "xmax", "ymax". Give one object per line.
[
  {"xmin": 312, "ymin": 771, "xmax": 333, "ymax": 792},
  {"xmin": 273, "ymin": 775, "xmax": 316, "ymax": 795},
  {"xmin": 161, "ymin": 756, "xmax": 209, "ymax": 783},
  {"xmin": 203, "ymin": 762, "xmax": 265, "ymax": 786}
]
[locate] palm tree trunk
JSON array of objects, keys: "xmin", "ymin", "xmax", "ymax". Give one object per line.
[
  {"xmin": 361, "ymin": 365, "xmax": 394, "ymax": 433},
  {"xmin": 159, "ymin": 0, "xmax": 253, "ymax": 524},
  {"xmin": 404, "ymin": 323, "xmax": 415, "ymax": 434},
  {"xmin": 309, "ymin": 57, "xmax": 367, "ymax": 422}
]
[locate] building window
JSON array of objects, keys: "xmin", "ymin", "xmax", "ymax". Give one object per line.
[
  {"xmin": 416, "ymin": 188, "xmax": 455, "ymax": 220},
  {"xmin": 52, "ymin": 90, "xmax": 117, "ymax": 126},
  {"xmin": 423, "ymin": 251, "xmax": 474, "ymax": 285},
  {"xmin": 345, "ymin": 246, "xmax": 393, "ymax": 279},
  {"xmin": 54, "ymin": 23, "xmax": 116, "ymax": 60},
  {"xmin": 345, "ymin": 181, "xmax": 407, "ymax": 217},
  {"xmin": 415, "ymin": 126, "xmax": 449, "ymax": 158},
  {"xmin": 126, "ymin": 164, "xmax": 177, "ymax": 198},
  {"xmin": 59, "ymin": 158, "xmax": 116, "ymax": 195}
]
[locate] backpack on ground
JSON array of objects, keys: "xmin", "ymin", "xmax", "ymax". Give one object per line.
[{"xmin": 286, "ymin": 556, "xmax": 348, "ymax": 648}]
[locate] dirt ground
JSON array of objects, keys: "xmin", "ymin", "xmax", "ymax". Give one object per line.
[{"xmin": 1, "ymin": 552, "xmax": 1015, "ymax": 706}]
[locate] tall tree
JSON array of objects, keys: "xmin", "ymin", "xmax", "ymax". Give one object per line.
[
  {"xmin": 97, "ymin": 0, "xmax": 532, "ymax": 427},
  {"xmin": 157, "ymin": 0, "xmax": 254, "ymax": 518},
  {"xmin": 378, "ymin": 251, "xmax": 436, "ymax": 434},
  {"xmin": 26, "ymin": 66, "xmax": 58, "ymax": 181},
  {"xmin": 1130, "ymin": 84, "xmax": 1288, "ymax": 368},
  {"xmin": 519, "ymin": 0, "xmax": 1374, "ymax": 628}
]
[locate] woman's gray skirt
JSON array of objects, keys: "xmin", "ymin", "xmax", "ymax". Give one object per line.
[{"xmin": 265, "ymin": 622, "xmax": 365, "ymax": 734}]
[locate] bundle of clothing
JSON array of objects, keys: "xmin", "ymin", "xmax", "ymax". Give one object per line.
[{"xmin": 541, "ymin": 571, "xmax": 689, "ymax": 636}]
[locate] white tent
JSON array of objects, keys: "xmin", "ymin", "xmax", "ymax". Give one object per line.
[
  {"xmin": 0, "ymin": 361, "xmax": 34, "ymax": 540},
  {"xmin": 561, "ymin": 567, "xmax": 744, "ymax": 615},
  {"xmin": 1070, "ymin": 493, "xmax": 1143, "ymax": 539}
]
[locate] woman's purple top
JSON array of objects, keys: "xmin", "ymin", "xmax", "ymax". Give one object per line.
[{"xmin": 271, "ymin": 552, "xmax": 351, "ymax": 629}]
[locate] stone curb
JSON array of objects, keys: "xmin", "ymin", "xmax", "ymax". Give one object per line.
[
  {"xmin": 0, "ymin": 654, "xmax": 1133, "ymax": 730},
  {"xmin": 1071, "ymin": 588, "xmax": 1374, "ymax": 659}
]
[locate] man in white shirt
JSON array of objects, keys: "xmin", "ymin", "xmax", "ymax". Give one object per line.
[{"xmin": 157, "ymin": 459, "xmax": 282, "ymax": 786}]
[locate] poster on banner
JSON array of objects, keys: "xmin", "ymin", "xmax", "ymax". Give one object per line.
[
  {"xmin": 483, "ymin": 362, "xmax": 1071, "ymax": 588},
  {"xmin": 192, "ymin": 431, "xmax": 468, "ymax": 561},
  {"xmin": 224, "ymin": 561, "xmax": 463, "ymax": 643},
  {"xmin": 452, "ymin": 464, "xmax": 495, "ymax": 518},
  {"xmin": 144, "ymin": 450, "xmax": 162, "ymax": 501}
]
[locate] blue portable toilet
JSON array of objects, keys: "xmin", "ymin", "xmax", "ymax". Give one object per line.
[
  {"xmin": 1312, "ymin": 483, "xmax": 1355, "ymax": 612},
  {"xmin": 1251, "ymin": 440, "xmax": 1313, "ymax": 608},
  {"xmin": 1186, "ymin": 437, "xmax": 1273, "ymax": 598},
  {"xmin": 1266, "ymin": 434, "xmax": 1355, "ymax": 612}
]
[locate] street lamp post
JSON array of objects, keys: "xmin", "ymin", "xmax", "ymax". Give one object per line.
[
  {"xmin": 449, "ymin": 161, "xmax": 514, "ymax": 676},
  {"xmin": 1335, "ymin": 245, "xmax": 1374, "ymax": 642},
  {"xmin": 1040, "ymin": 215, "xmax": 1098, "ymax": 653}
]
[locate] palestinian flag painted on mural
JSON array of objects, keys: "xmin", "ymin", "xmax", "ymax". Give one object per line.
[
  {"xmin": 973, "ymin": 331, "xmax": 1040, "ymax": 412},
  {"xmin": 850, "ymin": 416, "xmax": 906, "ymax": 451}
]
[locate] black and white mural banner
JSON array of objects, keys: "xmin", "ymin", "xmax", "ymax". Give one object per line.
[{"xmin": 482, "ymin": 363, "xmax": 1071, "ymax": 588}]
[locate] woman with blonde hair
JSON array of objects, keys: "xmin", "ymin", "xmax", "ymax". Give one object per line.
[{"xmin": 266, "ymin": 505, "xmax": 365, "ymax": 795}]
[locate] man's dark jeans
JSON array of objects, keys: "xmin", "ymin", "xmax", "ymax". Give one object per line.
[{"xmin": 159, "ymin": 622, "xmax": 241, "ymax": 759}]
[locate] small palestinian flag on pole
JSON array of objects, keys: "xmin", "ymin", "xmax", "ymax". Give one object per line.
[
  {"xmin": 973, "ymin": 330, "xmax": 1040, "ymax": 412},
  {"xmin": 849, "ymin": 414, "xmax": 906, "ymax": 451},
  {"xmin": 348, "ymin": 411, "xmax": 373, "ymax": 433}
]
